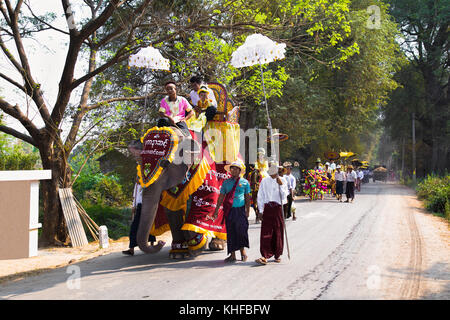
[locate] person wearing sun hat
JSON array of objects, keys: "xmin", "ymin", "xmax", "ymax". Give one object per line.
[
  {"xmin": 209, "ymin": 160, "xmax": 251, "ymax": 262},
  {"xmin": 314, "ymin": 158, "xmax": 323, "ymax": 171},
  {"xmin": 334, "ymin": 165, "xmax": 345, "ymax": 202},
  {"xmin": 283, "ymin": 161, "xmax": 297, "ymax": 221},
  {"xmin": 345, "ymin": 165, "xmax": 357, "ymax": 202}
]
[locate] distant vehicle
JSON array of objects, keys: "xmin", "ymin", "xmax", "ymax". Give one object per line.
[{"xmin": 372, "ymin": 166, "xmax": 388, "ymax": 182}]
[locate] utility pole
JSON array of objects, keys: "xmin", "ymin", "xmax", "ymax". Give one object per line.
[
  {"xmin": 401, "ymin": 136, "xmax": 405, "ymax": 180},
  {"xmin": 412, "ymin": 112, "xmax": 416, "ymax": 184}
]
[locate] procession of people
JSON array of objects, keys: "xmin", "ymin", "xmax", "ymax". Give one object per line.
[{"xmin": 127, "ymin": 75, "xmax": 370, "ymax": 265}]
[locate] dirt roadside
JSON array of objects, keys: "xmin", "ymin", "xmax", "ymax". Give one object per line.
[{"xmin": 0, "ymin": 233, "xmax": 172, "ymax": 285}]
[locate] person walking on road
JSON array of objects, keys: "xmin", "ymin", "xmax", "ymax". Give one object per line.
[
  {"xmin": 209, "ymin": 160, "xmax": 251, "ymax": 262},
  {"xmin": 283, "ymin": 162, "xmax": 297, "ymax": 221},
  {"xmin": 356, "ymin": 169, "xmax": 364, "ymax": 192},
  {"xmin": 334, "ymin": 165, "xmax": 345, "ymax": 202},
  {"xmin": 345, "ymin": 165, "xmax": 357, "ymax": 203},
  {"xmin": 255, "ymin": 163, "xmax": 289, "ymax": 265},
  {"xmin": 122, "ymin": 179, "xmax": 165, "ymax": 256}
]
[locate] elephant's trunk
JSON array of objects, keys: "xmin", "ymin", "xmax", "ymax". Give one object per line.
[{"xmin": 137, "ymin": 182, "xmax": 165, "ymax": 254}]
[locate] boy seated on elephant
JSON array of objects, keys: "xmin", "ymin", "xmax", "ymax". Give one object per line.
[{"xmin": 158, "ymin": 80, "xmax": 194, "ymax": 136}]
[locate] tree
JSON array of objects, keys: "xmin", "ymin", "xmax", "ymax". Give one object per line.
[
  {"xmin": 0, "ymin": 0, "xmax": 253, "ymax": 245},
  {"xmin": 388, "ymin": 0, "xmax": 449, "ymax": 174},
  {"xmin": 267, "ymin": 0, "xmax": 404, "ymax": 166}
]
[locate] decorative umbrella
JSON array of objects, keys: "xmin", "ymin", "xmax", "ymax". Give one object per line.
[
  {"xmin": 324, "ymin": 151, "xmax": 340, "ymax": 161},
  {"xmin": 128, "ymin": 46, "xmax": 170, "ymax": 71},
  {"xmin": 128, "ymin": 46, "xmax": 170, "ymax": 130},
  {"xmin": 230, "ymin": 34, "xmax": 286, "ymax": 162},
  {"xmin": 339, "ymin": 151, "xmax": 356, "ymax": 159},
  {"xmin": 267, "ymin": 132, "xmax": 289, "ymax": 142},
  {"xmin": 351, "ymin": 159, "xmax": 363, "ymax": 167}
]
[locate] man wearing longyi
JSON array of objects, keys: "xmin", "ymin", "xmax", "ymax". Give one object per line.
[{"xmin": 255, "ymin": 162, "xmax": 288, "ymax": 265}]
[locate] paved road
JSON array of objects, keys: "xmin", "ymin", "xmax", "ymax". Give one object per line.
[{"xmin": 1, "ymin": 182, "xmax": 449, "ymax": 300}]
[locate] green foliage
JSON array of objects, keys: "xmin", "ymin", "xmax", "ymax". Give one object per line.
[
  {"xmin": 416, "ymin": 175, "xmax": 450, "ymax": 220},
  {"xmin": 0, "ymin": 134, "xmax": 41, "ymax": 170},
  {"xmin": 73, "ymin": 172, "xmax": 129, "ymax": 207},
  {"xmin": 82, "ymin": 204, "xmax": 131, "ymax": 240}
]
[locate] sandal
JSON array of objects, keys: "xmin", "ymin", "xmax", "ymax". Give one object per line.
[
  {"xmin": 224, "ymin": 256, "xmax": 237, "ymax": 263},
  {"xmin": 255, "ymin": 257, "xmax": 267, "ymax": 265},
  {"xmin": 241, "ymin": 255, "xmax": 248, "ymax": 262},
  {"xmin": 274, "ymin": 258, "xmax": 281, "ymax": 263}
]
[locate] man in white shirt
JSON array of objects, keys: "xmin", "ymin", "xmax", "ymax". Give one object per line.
[
  {"xmin": 356, "ymin": 169, "xmax": 364, "ymax": 192},
  {"xmin": 283, "ymin": 163, "xmax": 297, "ymax": 221},
  {"xmin": 330, "ymin": 160, "xmax": 336, "ymax": 171},
  {"xmin": 345, "ymin": 165, "xmax": 358, "ymax": 202},
  {"xmin": 334, "ymin": 165, "xmax": 346, "ymax": 202},
  {"xmin": 255, "ymin": 163, "xmax": 289, "ymax": 265},
  {"xmin": 123, "ymin": 179, "xmax": 165, "ymax": 256},
  {"xmin": 189, "ymin": 76, "xmax": 218, "ymax": 108}
]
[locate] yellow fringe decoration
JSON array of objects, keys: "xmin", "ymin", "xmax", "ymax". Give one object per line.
[
  {"xmin": 137, "ymin": 126, "xmax": 179, "ymax": 188},
  {"xmin": 188, "ymin": 234, "xmax": 208, "ymax": 251},
  {"xmin": 181, "ymin": 223, "xmax": 227, "ymax": 241},
  {"xmin": 160, "ymin": 155, "xmax": 211, "ymax": 212},
  {"xmin": 149, "ymin": 222, "xmax": 171, "ymax": 237}
]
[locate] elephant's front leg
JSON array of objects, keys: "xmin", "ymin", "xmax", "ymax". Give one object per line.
[{"xmin": 165, "ymin": 209, "xmax": 190, "ymax": 259}]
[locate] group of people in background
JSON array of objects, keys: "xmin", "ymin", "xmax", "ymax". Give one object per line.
[{"xmin": 308, "ymin": 158, "xmax": 365, "ymax": 203}]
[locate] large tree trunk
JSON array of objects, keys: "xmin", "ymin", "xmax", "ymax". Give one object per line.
[{"xmin": 39, "ymin": 142, "xmax": 72, "ymax": 246}]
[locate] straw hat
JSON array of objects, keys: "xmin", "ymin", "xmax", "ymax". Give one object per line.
[
  {"xmin": 257, "ymin": 148, "xmax": 266, "ymax": 155},
  {"xmin": 224, "ymin": 160, "xmax": 246, "ymax": 174},
  {"xmin": 283, "ymin": 161, "xmax": 292, "ymax": 168}
]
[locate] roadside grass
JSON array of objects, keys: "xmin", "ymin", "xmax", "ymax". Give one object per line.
[{"xmin": 415, "ymin": 175, "xmax": 450, "ymax": 222}]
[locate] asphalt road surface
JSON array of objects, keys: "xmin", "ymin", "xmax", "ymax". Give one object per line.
[{"xmin": 1, "ymin": 182, "xmax": 449, "ymax": 300}]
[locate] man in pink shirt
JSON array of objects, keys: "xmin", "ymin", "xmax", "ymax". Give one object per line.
[{"xmin": 158, "ymin": 81, "xmax": 194, "ymax": 134}]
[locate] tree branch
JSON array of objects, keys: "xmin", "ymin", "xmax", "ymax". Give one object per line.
[
  {"xmin": 0, "ymin": 97, "xmax": 41, "ymax": 141},
  {"xmin": 0, "ymin": 124, "xmax": 37, "ymax": 146},
  {"xmin": 86, "ymin": 93, "xmax": 157, "ymax": 111},
  {"xmin": 0, "ymin": 72, "xmax": 26, "ymax": 93},
  {"xmin": 78, "ymin": 0, "xmax": 127, "ymax": 41}
]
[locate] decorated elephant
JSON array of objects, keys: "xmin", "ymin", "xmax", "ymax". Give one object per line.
[{"xmin": 128, "ymin": 83, "xmax": 241, "ymax": 259}]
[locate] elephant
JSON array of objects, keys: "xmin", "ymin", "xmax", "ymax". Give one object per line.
[{"xmin": 127, "ymin": 128, "xmax": 225, "ymax": 258}]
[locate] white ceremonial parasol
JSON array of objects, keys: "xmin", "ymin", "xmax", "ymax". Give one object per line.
[
  {"xmin": 128, "ymin": 46, "xmax": 170, "ymax": 130},
  {"xmin": 128, "ymin": 46, "xmax": 170, "ymax": 71},
  {"xmin": 230, "ymin": 33, "xmax": 286, "ymax": 162}
]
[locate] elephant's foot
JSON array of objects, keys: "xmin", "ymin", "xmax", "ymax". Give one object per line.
[
  {"xmin": 187, "ymin": 234, "xmax": 208, "ymax": 256},
  {"xmin": 169, "ymin": 241, "xmax": 189, "ymax": 259},
  {"xmin": 208, "ymin": 238, "xmax": 225, "ymax": 251}
]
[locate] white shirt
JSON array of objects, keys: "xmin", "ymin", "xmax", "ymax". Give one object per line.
[
  {"xmin": 346, "ymin": 170, "xmax": 358, "ymax": 182},
  {"xmin": 257, "ymin": 175, "xmax": 289, "ymax": 213},
  {"xmin": 334, "ymin": 171, "xmax": 346, "ymax": 181},
  {"xmin": 189, "ymin": 85, "xmax": 217, "ymax": 107},
  {"xmin": 285, "ymin": 173, "xmax": 296, "ymax": 191},
  {"xmin": 330, "ymin": 163, "xmax": 336, "ymax": 170},
  {"xmin": 357, "ymin": 170, "xmax": 364, "ymax": 179},
  {"xmin": 132, "ymin": 183, "xmax": 143, "ymax": 207}
]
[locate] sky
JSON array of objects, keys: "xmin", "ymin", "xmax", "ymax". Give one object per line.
[{"xmin": 1, "ymin": 0, "xmax": 90, "ymax": 135}]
